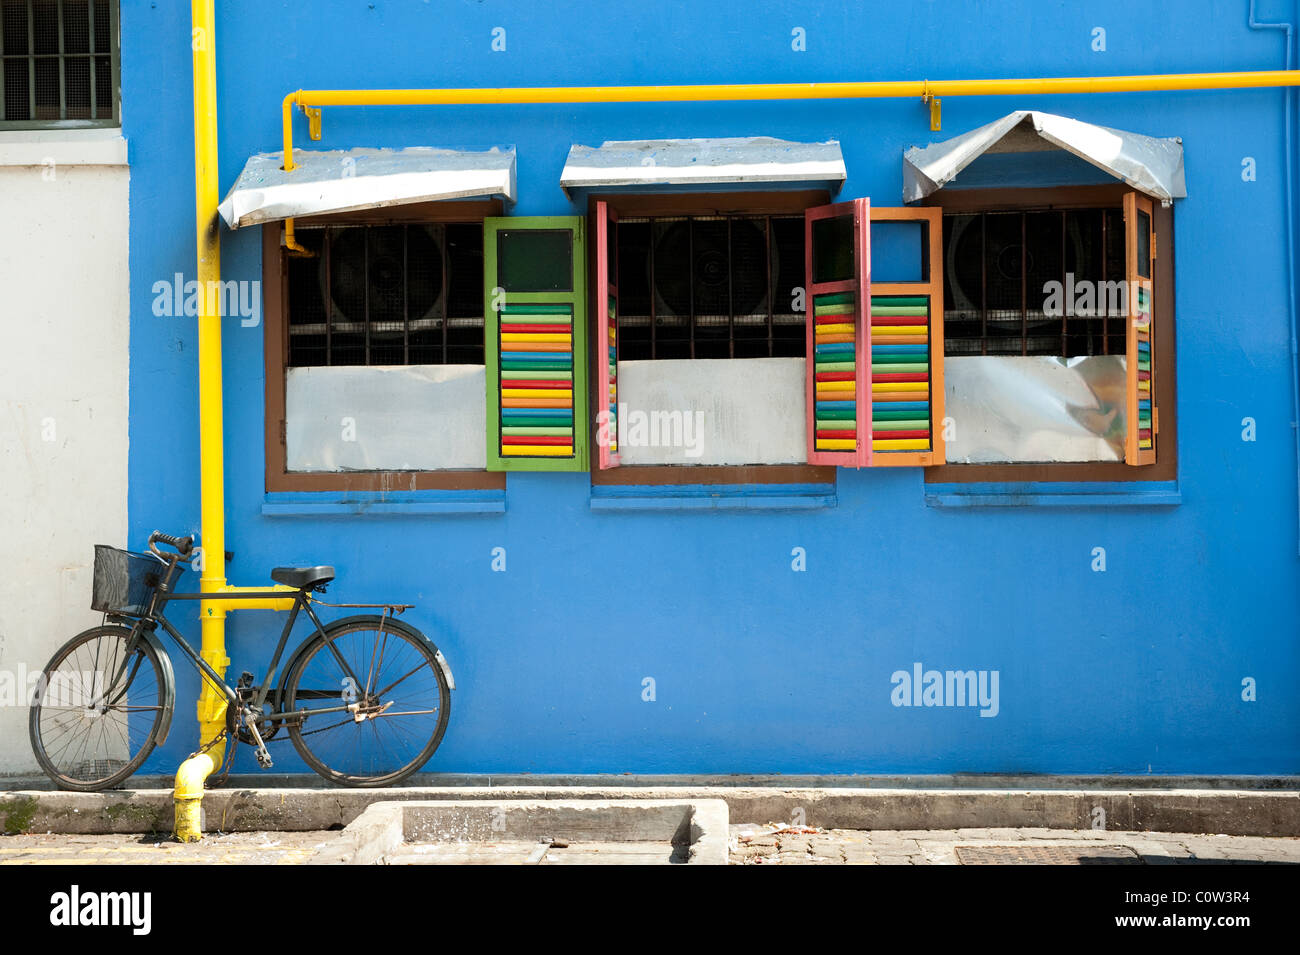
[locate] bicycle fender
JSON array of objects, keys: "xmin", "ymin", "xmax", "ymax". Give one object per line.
[
  {"xmin": 135, "ymin": 628, "xmax": 176, "ymax": 746},
  {"xmin": 278, "ymin": 614, "xmax": 456, "ymax": 695}
]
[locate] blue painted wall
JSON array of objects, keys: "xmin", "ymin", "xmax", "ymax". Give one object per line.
[{"xmin": 122, "ymin": 0, "xmax": 1300, "ymax": 775}]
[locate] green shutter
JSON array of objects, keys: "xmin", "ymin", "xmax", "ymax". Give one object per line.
[{"xmin": 484, "ymin": 216, "xmax": 589, "ymax": 472}]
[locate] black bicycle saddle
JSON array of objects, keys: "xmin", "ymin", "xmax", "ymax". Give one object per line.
[{"xmin": 270, "ymin": 566, "xmax": 336, "ymax": 590}]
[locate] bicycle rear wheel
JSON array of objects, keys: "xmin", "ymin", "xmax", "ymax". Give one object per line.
[
  {"xmin": 283, "ymin": 617, "xmax": 451, "ymax": 787},
  {"xmin": 28, "ymin": 625, "xmax": 168, "ymax": 792}
]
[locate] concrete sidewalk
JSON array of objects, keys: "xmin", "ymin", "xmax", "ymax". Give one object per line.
[{"xmin": 1, "ymin": 827, "xmax": 1297, "ymax": 865}]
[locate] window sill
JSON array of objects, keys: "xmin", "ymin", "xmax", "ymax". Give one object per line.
[
  {"xmin": 924, "ymin": 480, "xmax": 1181, "ymax": 509},
  {"xmin": 590, "ymin": 482, "xmax": 837, "ymax": 512},
  {"xmin": 0, "ymin": 127, "xmax": 126, "ymax": 166},
  {"xmin": 262, "ymin": 489, "xmax": 505, "ymax": 516}
]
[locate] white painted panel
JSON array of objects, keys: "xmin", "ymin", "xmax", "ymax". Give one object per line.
[
  {"xmin": 286, "ymin": 364, "xmax": 487, "ymax": 471},
  {"xmin": 617, "ymin": 358, "xmax": 806, "ymax": 466},
  {"xmin": 0, "ymin": 164, "xmax": 129, "ymax": 772},
  {"xmin": 944, "ymin": 355, "xmax": 1127, "ymax": 463}
]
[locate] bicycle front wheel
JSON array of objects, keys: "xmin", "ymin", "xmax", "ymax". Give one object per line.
[
  {"xmin": 28, "ymin": 625, "xmax": 168, "ymax": 792},
  {"xmin": 283, "ymin": 617, "xmax": 451, "ymax": 787}
]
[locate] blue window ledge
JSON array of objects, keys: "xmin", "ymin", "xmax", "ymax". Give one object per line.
[
  {"xmin": 262, "ymin": 488, "xmax": 505, "ymax": 517},
  {"xmin": 590, "ymin": 482, "xmax": 837, "ymax": 512},
  {"xmin": 924, "ymin": 480, "xmax": 1181, "ymax": 509}
]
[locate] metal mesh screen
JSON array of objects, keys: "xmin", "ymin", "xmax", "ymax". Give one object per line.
[
  {"xmin": 0, "ymin": 0, "xmax": 117, "ymax": 124},
  {"xmin": 617, "ymin": 213, "xmax": 806, "ymax": 361},
  {"xmin": 288, "ymin": 223, "xmax": 485, "ymax": 368},
  {"xmin": 942, "ymin": 207, "xmax": 1126, "ymax": 358}
]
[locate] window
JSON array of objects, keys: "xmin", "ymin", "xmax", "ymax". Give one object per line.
[
  {"xmin": 263, "ymin": 202, "xmax": 505, "ymax": 492},
  {"xmin": 1, "ymin": 0, "xmax": 118, "ymax": 127},
  {"xmin": 590, "ymin": 193, "xmax": 945, "ymax": 482},
  {"xmin": 614, "ymin": 214, "xmax": 806, "ymax": 360},
  {"xmin": 285, "ymin": 223, "xmax": 484, "ymax": 367},
  {"xmin": 924, "ymin": 186, "xmax": 1175, "ymax": 482}
]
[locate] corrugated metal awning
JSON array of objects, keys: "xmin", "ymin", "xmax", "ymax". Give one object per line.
[
  {"xmin": 218, "ymin": 146, "xmax": 516, "ymax": 229},
  {"xmin": 903, "ymin": 111, "xmax": 1186, "ymax": 203},
  {"xmin": 559, "ymin": 137, "xmax": 845, "ymax": 196}
]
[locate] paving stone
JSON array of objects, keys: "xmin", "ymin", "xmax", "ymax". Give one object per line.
[{"xmin": 5, "ymin": 826, "xmax": 1300, "ymax": 866}]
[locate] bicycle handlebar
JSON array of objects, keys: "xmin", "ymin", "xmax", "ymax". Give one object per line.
[{"xmin": 148, "ymin": 530, "xmax": 194, "ymax": 559}]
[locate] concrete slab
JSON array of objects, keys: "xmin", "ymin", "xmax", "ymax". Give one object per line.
[{"xmin": 313, "ymin": 799, "xmax": 729, "ymax": 865}]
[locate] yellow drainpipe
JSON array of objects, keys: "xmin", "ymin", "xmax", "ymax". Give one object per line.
[
  {"xmin": 174, "ymin": 0, "xmax": 227, "ymax": 843},
  {"xmin": 175, "ymin": 0, "xmax": 302, "ymax": 842}
]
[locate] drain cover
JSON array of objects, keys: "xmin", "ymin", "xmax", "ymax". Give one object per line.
[{"xmin": 955, "ymin": 845, "xmax": 1142, "ymax": 865}]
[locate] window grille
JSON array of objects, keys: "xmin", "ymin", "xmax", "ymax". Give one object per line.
[{"xmin": 1, "ymin": 0, "xmax": 118, "ymax": 126}]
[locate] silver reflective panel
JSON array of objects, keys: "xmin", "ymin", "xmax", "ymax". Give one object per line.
[{"xmin": 943, "ymin": 355, "xmax": 1128, "ymax": 463}]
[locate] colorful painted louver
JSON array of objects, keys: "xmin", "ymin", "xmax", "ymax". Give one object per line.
[
  {"xmin": 870, "ymin": 293, "xmax": 932, "ymax": 453},
  {"xmin": 484, "ymin": 216, "xmax": 589, "ymax": 471},
  {"xmin": 595, "ymin": 200, "xmax": 620, "ymax": 468},
  {"xmin": 499, "ymin": 303, "xmax": 576, "ymax": 457},
  {"xmin": 805, "ymin": 198, "xmax": 871, "ymax": 467},
  {"xmin": 865, "ymin": 206, "xmax": 945, "ymax": 467},
  {"xmin": 1125, "ymin": 192, "xmax": 1157, "ymax": 466},
  {"xmin": 812, "ymin": 290, "xmax": 861, "ymax": 453}
]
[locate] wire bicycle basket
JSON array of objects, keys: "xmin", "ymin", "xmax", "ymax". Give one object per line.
[{"xmin": 91, "ymin": 545, "xmax": 167, "ymax": 616}]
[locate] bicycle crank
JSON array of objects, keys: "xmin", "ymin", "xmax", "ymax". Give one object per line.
[{"xmin": 243, "ymin": 711, "xmax": 274, "ymax": 769}]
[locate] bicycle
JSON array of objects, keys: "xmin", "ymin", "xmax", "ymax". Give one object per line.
[{"xmin": 28, "ymin": 531, "xmax": 454, "ymax": 792}]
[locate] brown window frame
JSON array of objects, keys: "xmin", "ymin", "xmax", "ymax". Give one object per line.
[
  {"xmin": 585, "ymin": 191, "xmax": 835, "ymax": 488},
  {"xmin": 921, "ymin": 185, "xmax": 1178, "ymax": 484},
  {"xmin": 262, "ymin": 200, "xmax": 506, "ymax": 493}
]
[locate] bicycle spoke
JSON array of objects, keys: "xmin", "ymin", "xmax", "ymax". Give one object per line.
[
  {"xmin": 287, "ymin": 621, "xmax": 449, "ymax": 784},
  {"xmin": 32, "ymin": 628, "xmax": 165, "ymax": 789}
]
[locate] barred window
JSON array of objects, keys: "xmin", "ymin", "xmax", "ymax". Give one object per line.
[
  {"xmin": 616, "ymin": 214, "xmax": 807, "ymax": 360},
  {"xmin": 1, "ymin": 1, "xmax": 118, "ymax": 126},
  {"xmin": 286, "ymin": 223, "xmax": 485, "ymax": 368},
  {"xmin": 942, "ymin": 207, "xmax": 1127, "ymax": 357}
]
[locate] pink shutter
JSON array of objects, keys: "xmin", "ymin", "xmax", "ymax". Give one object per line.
[
  {"xmin": 595, "ymin": 200, "xmax": 620, "ymax": 468},
  {"xmin": 805, "ymin": 198, "xmax": 871, "ymax": 467}
]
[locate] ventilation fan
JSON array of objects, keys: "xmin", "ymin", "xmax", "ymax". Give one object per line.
[
  {"xmin": 652, "ymin": 219, "xmax": 770, "ymax": 318},
  {"xmin": 945, "ymin": 214, "xmax": 1098, "ymax": 316},
  {"xmin": 322, "ymin": 225, "xmax": 444, "ymax": 327}
]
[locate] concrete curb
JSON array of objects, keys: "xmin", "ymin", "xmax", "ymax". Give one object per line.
[
  {"xmin": 5, "ymin": 773, "xmax": 1298, "ymax": 791},
  {"xmin": 3, "ymin": 786, "xmax": 1298, "ymax": 837}
]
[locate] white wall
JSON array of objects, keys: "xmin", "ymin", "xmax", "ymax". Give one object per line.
[
  {"xmin": 0, "ymin": 130, "xmax": 130, "ymax": 773},
  {"xmin": 287, "ymin": 364, "xmax": 488, "ymax": 471},
  {"xmin": 618, "ymin": 357, "xmax": 806, "ymax": 465}
]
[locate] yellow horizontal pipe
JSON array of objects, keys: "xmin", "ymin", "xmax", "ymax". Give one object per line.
[
  {"xmin": 198, "ymin": 583, "xmax": 300, "ymax": 615},
  {"xmin": 280, "ymin": 70, "xmax": 1300, "ymax": 169}
]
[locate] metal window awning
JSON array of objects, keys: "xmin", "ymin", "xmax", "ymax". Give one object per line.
[
  {"xmin": 903, "ymin": 110, "xmax": 1186, "ymax": 203},
  {"xmin": 559, "ymin": 137, "xmax": 846, "ymax": 197},
  {"xmin": 217, "ymin": 146, "xmax": 516, "ymax": 229}
]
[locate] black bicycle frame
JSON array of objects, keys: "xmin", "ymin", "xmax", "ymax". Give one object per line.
[{"xmin": 111, "ymin": 556, "xmax": 385, "ymax": 727}]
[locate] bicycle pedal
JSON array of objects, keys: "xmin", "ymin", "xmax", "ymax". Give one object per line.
[
  {"xmin": 256, "ymin": 750, "xmax": 273, "ymax": 769},
  {"xmin": 237, "ymin": 670, "xmax": 255, "ymax": 689}
]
